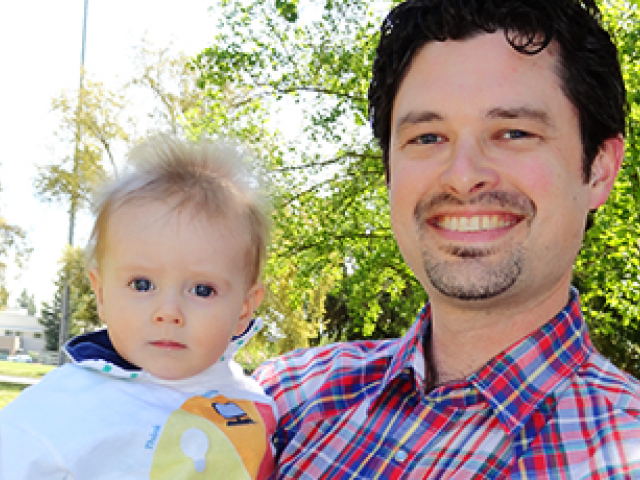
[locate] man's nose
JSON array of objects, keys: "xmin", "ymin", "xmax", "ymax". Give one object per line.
[{"xmin": 438, "ymin": 139, "xmax": 499, "ymax": 198}]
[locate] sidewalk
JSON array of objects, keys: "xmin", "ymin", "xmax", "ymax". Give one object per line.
[{"xmin": 0, "ymin": 374, "xmax": 40, "ymax": 386}]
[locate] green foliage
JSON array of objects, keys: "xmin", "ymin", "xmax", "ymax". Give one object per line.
[
  {"xmin": 320, "ymin": 286, "xmax": 417, "ymax": 344},
  {"xmin": 39, "ymin": 246, "xmax": 101, "ymax": 351},
  {"xmin": 0, "ymin": 286, "xmax": 7, "ymax": 311},
  {"xmin": 128, "ymin": 41, "xmax": 205, "ymax": 138},
  {"xmin": 16, "ymin": 289, "xmax": 36, "ymax": 316},
  {"xmin": 0, "ymin": 210, "xmax": 31, "ymax": 300},
  {"xmin": 63, "ymin": 246, "xmax": 101, "ymax": 334},
  {"xmin": 193, "ymin": 0, "xmax": 422, "ymax": 346},
  {"xmin": 33, "ymin": 78, "xmax": 118, "ymax": 214},
  {"xmin": 0, "ymin": 217, "xmax": 30, "ymax": 269},
  {"xmin": 33, "ymin": 145, "xmax": 105, "ymax": 210},
  {"xmin": 574, "ymin": 1, "xmax": 640, "ymax": 377},
  {"xmin": 276, "ymin": 0, "xmax": 298, "ymax": 22},
  {"xmin": 39, "ymin": 289, "xmax": 62, "ymax": 351}
]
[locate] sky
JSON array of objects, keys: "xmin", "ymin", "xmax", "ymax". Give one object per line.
[{"xmin": 0, "ymin": 0, "xmax": 220, "ymax": 310}]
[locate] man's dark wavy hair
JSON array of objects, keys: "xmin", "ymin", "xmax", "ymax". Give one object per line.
[{"xmin": 368, "ymin": 0, "xmax": 626, "ymax": 183}]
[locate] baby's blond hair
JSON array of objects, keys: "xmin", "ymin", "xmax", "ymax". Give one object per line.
[{"xmin": 86, "ymin": 135, "xmax": 270, "ymax": 286}]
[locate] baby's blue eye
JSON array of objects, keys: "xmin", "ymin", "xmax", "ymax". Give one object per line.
[
  {"xmin": 129, "ymin": 278, "xmax": 154, "ymax": 292},
  {"xmin": 191, "ymin": 284, "xmax": 215, "ymax": 298}
]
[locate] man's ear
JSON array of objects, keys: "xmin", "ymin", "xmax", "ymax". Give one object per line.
[
  {"xmin": 235, "ymin": 283, "xmax": 265, "ymax": 336},
  {"xmin": 589, "ymin": 135, "xmax": 624, "ymax": 210},
  {"xmin": 88, "ymin": 269, "xmax": 106, "ymax": 324}
]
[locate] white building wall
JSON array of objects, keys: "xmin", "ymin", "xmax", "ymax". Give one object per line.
[{"xmin": 0, "ymin": 308, "xmax": 47, "ymax": 356}]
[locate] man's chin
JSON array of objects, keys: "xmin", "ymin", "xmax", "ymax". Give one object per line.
[
  {"xmin": 424, "ymin": 263, "xmax": 522, "ymax": 302},
  {"xmin": 430, "ymin": 278, "xmax": 516, "ymax": 301}
]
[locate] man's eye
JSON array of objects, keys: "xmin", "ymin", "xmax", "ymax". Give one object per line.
[
  {"xmin": 190, "ymin": 284, "xmax": 216, "ymax": 298},
  {"xmin": 129, "ymin": 278, "xmax": 155, "ymax": 292},
  {"xmin": 502, "ymin": 129, "xmax": 530, "ymax": 140},
  {"xmin": 412, "ymin": 133, "xmax": 443, "ymax": 145}
]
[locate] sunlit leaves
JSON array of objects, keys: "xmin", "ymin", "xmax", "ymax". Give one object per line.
[
  {"xmin": 575, "ymin": 0, "xmax": 640, "ymax": 376},
  {"xmin": 192, "ymin": 0, "xmax": 422, "ymax": 345}
]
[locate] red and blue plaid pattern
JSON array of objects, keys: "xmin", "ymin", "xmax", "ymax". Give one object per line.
[{"xmin": 254, "ymin": 289, "xmax": 640, "ymax": 479}]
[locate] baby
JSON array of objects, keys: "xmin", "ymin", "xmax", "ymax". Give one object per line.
[{"xmin": 0, "ymin": 136, "xmax": 276, "ymax": 479}]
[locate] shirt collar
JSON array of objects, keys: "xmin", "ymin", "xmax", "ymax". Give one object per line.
[
  {"xmin": 370, "ymin": 303, "xmax": 431, "ymax": 409},
  {"xmin": 372, "ymin": 287, "xmax": 593, "ymax": 435},
  {"xmin": 470, "ymin": 287, "xmax": 592, "ymax": 434},
  {"xmin": 65, "ymin": 329, "xmax": 140, "ymax": 372}
]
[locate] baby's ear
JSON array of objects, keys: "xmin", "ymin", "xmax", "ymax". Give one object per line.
[
  {"xmin": 235, "ymin": 283, "xmax": 265, "ymax": 335},
  {"xmin": 88, "ymin": 269, "xmax": 106, "ymax": 324}
]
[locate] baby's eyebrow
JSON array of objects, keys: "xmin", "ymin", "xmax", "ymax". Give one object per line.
[{"xmin": 114, "ymin": 263, "xmax": 156, "ymax": 274}]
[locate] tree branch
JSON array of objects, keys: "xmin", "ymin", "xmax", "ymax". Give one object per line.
[
  {"xmin": 273, "ymin": 150, "xmax": 380, "ymax": 173},
  {"xmin": 277, "ymin": 232, "xmax": 395, "ymax": 256}
]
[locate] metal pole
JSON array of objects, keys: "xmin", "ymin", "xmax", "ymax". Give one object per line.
[{"xmin": 59, "ymin": 0, "xmax": 88, "ymax": 366}]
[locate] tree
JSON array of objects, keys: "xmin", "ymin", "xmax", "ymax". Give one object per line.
[
  {"xmin": 0, "ymin": 286, "xmax": 8, "ymax": 312},
  {"xmin": 64, "ymin": 246, "xmax": 101, "ymax": 334},
  {"xmin": 127, "ymin": 41, "xmax": 204, "ymax": 137},
  {"xmin": 34, "ymin": 77, "xmax": 127, "ymax": 212},
  {"xmin": 573, "ymin": 0, "xmax": 640, "ymax": 377},
  {"xmin": 39, "ymin": 246, "xmax": 101, "ymax": 351},
  {"xmin": 0, "ymin": 176, "xmax": 31, "ymax": 308},
  {"xmin": 39, "ymin": 288, "xmax": 63, "ymax": 351},
  {"xmin": 193, "ymin": 0, "xmax": 422, "ymax": 344},
  {"xmin": 17, "ymin": 289, "xmax": 36, "ymax": 316}
]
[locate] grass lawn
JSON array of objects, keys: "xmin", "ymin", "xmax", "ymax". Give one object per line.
[
  {"xmin": 0, "ymin": 360, "xmax": 55, "ymax": 378},
  {"xmin": 0, "ymin": 382, "xmax": 29, "ymax": 409}
]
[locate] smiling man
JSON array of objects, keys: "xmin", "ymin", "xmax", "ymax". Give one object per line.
[{"xmin": 254, "ymin": 0, "xmax": 640, "ymax": 478}]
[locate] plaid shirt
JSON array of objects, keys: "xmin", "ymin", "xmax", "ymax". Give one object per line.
[{"xmin": 254, "ymin": 288, "xmax": 640, "ymax": 479}]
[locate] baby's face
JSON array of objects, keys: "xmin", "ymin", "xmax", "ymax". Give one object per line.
[{"xmin": 89, "ymin": 199, "xmax": 263, "ymax": 380}]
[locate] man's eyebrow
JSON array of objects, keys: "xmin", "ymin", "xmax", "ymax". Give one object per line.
[
  {"xmin": 486, "ymin": 106, "xmax": 552, "ymax": 126},
  {"xmin": 394, "ymin": 111, "xmax": 444, "ymax": 132}
]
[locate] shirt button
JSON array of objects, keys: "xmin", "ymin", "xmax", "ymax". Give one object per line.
[{"xmin": 395, "ymin": 449, "xmax": 408, "ymax": 462}]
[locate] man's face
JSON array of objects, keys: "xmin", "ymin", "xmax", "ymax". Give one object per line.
[
  {"xmin": 388, "ymin": 32, "xmax": 620, "ymax": 311},
  {"xmin": 89, "ymin": 199, "xmax": 263, "ymax": 380}
]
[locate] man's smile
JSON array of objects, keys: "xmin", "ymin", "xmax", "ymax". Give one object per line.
[{"xmin": 431, "ymin": 213, "xmax": 522, "ymax": 233}]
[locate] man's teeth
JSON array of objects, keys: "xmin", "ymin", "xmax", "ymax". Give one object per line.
[{"xmin": 439, "ymin": 215, "xmax": 514, "ymax": 232}]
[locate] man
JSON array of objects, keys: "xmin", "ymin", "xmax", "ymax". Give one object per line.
[{"xmin": 254, "ymin": 0, "xmax": 640, "ymax": 477}]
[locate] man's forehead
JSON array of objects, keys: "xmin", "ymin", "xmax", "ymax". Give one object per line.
[{"xmin": 391, "ymin": 33, "xmax": 564, "ymax": 122}]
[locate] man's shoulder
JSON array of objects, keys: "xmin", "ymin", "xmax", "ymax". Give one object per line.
[
  {"xmin": 253, "ymin": 339, "xmax": 399, "ymax": 415},
  {"xmin": 254, "ymin": 339, "xmax": 399, "ymax": 387},
  {"xmin": 567, "ymin": 349, "xmax": 640, "ymax": 418},
  {"xmin": 542, "ymin": 351, "xmax": 640, "ymax": 472}
]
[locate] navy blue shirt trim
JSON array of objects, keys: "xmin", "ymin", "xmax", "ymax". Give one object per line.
[{"xmin": 65, "ymin": 330, "xmax": 140, "ymax": 371}]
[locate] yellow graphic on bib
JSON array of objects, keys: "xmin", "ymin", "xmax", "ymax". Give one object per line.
[{"xmin": 150, "ymin": 395, "xmax": 269, "ymax": 479}]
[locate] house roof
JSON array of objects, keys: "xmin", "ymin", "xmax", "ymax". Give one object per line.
[{"xmin": 0, "ymin": 308, "xmax": 43, "ymax": 332}]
